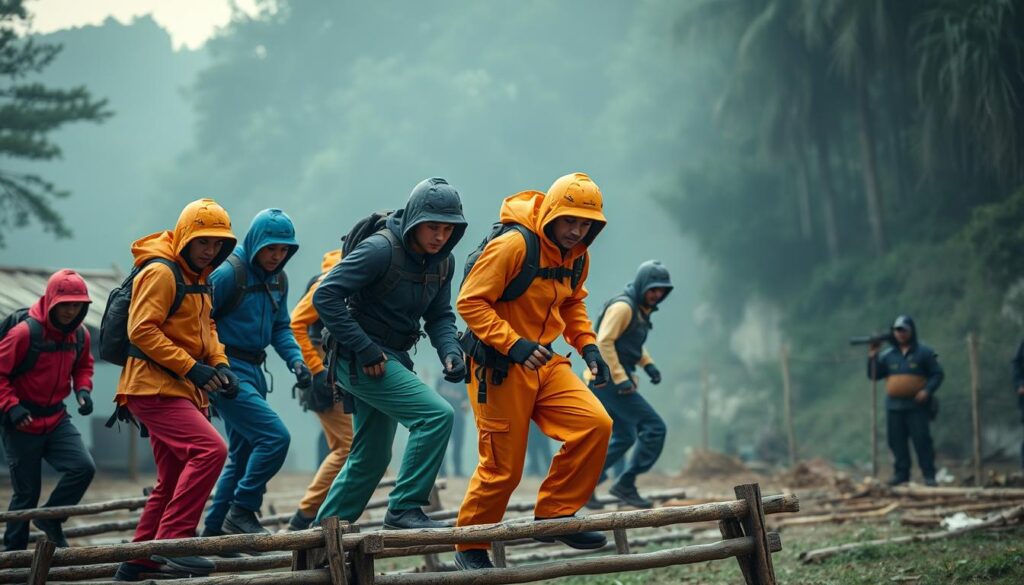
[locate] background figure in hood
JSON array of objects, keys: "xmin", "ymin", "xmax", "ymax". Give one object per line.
[
  {"xmin": 1011, "ymin": 340, "xmax": 1024, "ymax": 471},
  {"xmin": 585, "ymin": 260, "xmax": 672, "ymax": 509},
  {"xmin": 0, "ymin": 269, "xmax": 95, "ymax": 550},
  {"xmin": 113, "ymin": 198, "xmax": 238, "ymax": 581},
  {"xmin": 203, "ymin": 208, "xmax": 306, "ymax": 537},
  {"xmin": 868, "ymin": 315, "xmax": 944, "ymax": 487},
  {"xmin": 313, "ymin": 177, "xmax": 467, "ymax": 530}
]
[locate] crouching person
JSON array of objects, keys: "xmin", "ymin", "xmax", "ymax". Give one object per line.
[
  {"xmin": 111, "ymin": 199, "xmax": 240, "ymax": 581},
  {"xmin": 314, "ymin": 178, "xmax": 467, "ymax": 530},
  {"xmin": 0, "ymin": 270, "xmax": 96, "ymax": 550},
  {"xmin": 455, "ymin": 173, "xmax": 613, "ymax": 570}
]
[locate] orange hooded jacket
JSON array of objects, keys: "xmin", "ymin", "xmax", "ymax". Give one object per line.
[
  {"xmin": 116, "ymin": 199, "xmax": 237, "ymax": 409},
  {"xmin": 290, "ymin": 249, "xmax": 342, "ymax": 375},
  {"xmin": 458, "ymin": 173, "xmax": 607, "ymax": 355}
]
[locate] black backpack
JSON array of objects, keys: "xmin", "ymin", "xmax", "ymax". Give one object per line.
[
  {"xmin": 99, "ymin": 258, "xmax": 211, "ymax": 366},
  {"xmin": 0, "ymin": 308, "xmax": 85, "ymax": 378},
  {"xmin": 461, "ymin": 222, "xmax": 586, "ymax": 300},
  {"xmin": 211, "ymin": 254, "xmax": 289, "ymax": 320},
  {"xmin": 341, "ymin": 210, "xmax": 450, "ymax": 300}
]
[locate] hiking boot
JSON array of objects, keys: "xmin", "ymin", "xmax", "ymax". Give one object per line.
[
  {"xmin": 887, "ymin": 476, "xmax": 909, "ymax": 487},
  {"xmin": 923, "ymin": 477, "xmax": 938, "ymax": 487},
  {"xmin": 223, "ymin": 504, "xmax": 270, "ymax": 535},
  {"xmin": 609, "ymin": 483, "xmax": 653, "ymax": 509},
  {"xmin": 533, "ymin": 515, "xmax": 608, "ymax": 550},
  {"xmin": 150, "ymin": 555, "xmax": 215, "ymax": 576},
  {"xmin": 112, "ymin": 561, "xmax": 155, "ymax": 582},
  {"xmin": 32, "ymin": 519, "xmax": 69, "ymax": 547},
  {"xmin": 455, "ymin": 549, "xmax": 495, "ymax": 570},
  {"xmin": 583, "ymin": 492, "xmax": 604, "ymax": 510},
  {"xmin": 200, "ymin": 526, "xmax": 241, "ymax": 558},
  {"xmin": 383, "ymin": 508, "xmax": 452, "ymax": 530},
  {"xmin": 287, "ymin": 509, "xmax": 315, "ymax": 531}
]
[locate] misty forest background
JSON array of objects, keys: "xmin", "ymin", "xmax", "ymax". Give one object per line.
[{"xmin": 3, "ymin": 0, "xmax": 1023, "ymax": 475}]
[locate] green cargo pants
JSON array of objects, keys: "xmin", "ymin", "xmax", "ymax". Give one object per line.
[{"xmin": 315, "ymin": 358, "xmax": 454, "ymax": 522}]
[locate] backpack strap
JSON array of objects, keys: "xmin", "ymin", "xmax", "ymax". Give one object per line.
[
  {"xmin": 11, "ymin": 318, "xmax": 44, "ymax": 378},
  {"xmin": 501, "ymin": 225, "xmax": 540, "ymax": 302},
  {"xmin": 213, "ymin": 255, "xmax": 288, "ymax": 319},
  {"xmin": 144, "ymin": 257, "xmax": 210, "ymax": 318},
  {"xmin": 370, "ymin": 229, "xmax": 449, "ymax": 298}
]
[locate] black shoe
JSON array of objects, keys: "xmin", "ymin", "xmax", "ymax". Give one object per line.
[
  {"xmin": 32, "ymin": 519, "xmax": 69, "ymax": 547},
  {"xmin": 455, "ymin": 549, "xmax": 495, "ymax": 570},
  {"xmin": 533, "ymin": 515, "xmax": 608, "ymax": 550},
  {"xmin": 609, "ymin": 483, "xmax": 653, "ymax": 509},
  {"xmin": 223, "ymin": 504, "xmax": 270, "ymax": 535},
  {"xmin": 200, "ymin": 526, "xmax": 242, "ymax": 558},
  {"xmin": 150, "ymin": 555, "xmax": 215, "ymax": 576},
  {"xmin": 288, "ymin": 509, "xmax": 315, "ymax": 531},
  {"xmin": 887, "ymin": 476, "xmax": 909, "ymax": 487},
  {"xmin": 923, "ymin": 477, "xmax": 938, "ymax": 487},
  {"xmin": 112, "ymin": 561, "xmax": 153, "ymax": 582},
  {"xmin": 383, "ymin": 508, "xmax": 452, "ymax": 530},
  {"xmin": 584, "ymin": 492, "xmax": 604, "ymax": 510}
]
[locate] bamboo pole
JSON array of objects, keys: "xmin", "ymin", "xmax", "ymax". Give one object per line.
[{"xmin": 967, "ymin": 332, "xmax": 982, "ymax": 486}]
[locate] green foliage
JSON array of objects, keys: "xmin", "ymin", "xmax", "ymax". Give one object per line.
[{"xmin": 0, "ymin": 0, "xmax": 110, "ymax": 246}]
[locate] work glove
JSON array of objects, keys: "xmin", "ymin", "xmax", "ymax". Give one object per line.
[
  {"xmin": 186, "ymin": 362, "xmax": 221, "ymax": 391},
  {"xmin": 216, "ymin": 364, "xmax": 241, "ymax": 400},
  {"xmin": 644, "ymin": 364, "xmax": 662, "ymax": 385},
  {"xmin": 582, "ymin": 344, "xmax": 610, "ymax": 388},
  {"xmin": 293, "ymin": 361, "xmax": 313, "ymax": 389},
  {"xmin": 443, "ymin": 354, "xmax": 467, "ymax": 383},
  {"xmin": 509, "ymin": 339, "xmax": 552, "ymax": 371},
  {"xmin": 75, "ymin": 389, "xmax": 94, "ymax": 416},
  {"xmin": 5, "ymin": 404, "xmax": 30, "ymax": 428},
  {"xmin": 311, "ymin": 371, "xmax": 336, "ymax": 411}
]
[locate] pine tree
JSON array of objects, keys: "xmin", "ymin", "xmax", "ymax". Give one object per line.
[{"xmin": 0, "ymin": 0, "xmax": 110, "ymax": 246}]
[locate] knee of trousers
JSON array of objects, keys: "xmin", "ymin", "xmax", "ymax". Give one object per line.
[
  {"xmin": 200, "ymin": 436, "xmax": 230, "ymax": 466},
  {"xmin": 591, "ymin": 410, "xmax": 614, "ymax": 442},
  {"xmin": 424, "ymin": 401, "xmax": 455, "ymax": 436},
  {"xmin": 643, "ymin": 415, "xmax": 667, "ymax": 439},
  {"xmin": 68, "ymin": 459, "xmax": 97, "ymax": 483}
]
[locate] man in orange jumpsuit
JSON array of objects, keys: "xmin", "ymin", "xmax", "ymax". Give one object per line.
[
  {"xmin": 286, "ymin": 249, "xmax": 350, "ymax": 530},
  {"xmin": 454, "ymin": 172, "xmax": 613, "ymax": 570}
]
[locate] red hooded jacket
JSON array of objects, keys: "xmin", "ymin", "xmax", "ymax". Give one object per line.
[{"xmin": 0, "ymin": 269, "xmax": 94, "ymax": 434}]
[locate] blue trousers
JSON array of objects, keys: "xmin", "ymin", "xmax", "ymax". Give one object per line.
[
  {"xmin": 204, "ymin": 360, "xmax": 290, "ymax": 532},
  {"xmin": 593, "ymin": 386, "xmax": 666, "ymax": 488}
]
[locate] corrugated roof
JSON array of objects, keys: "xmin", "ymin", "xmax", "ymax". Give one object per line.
[{"xmin": 0, "ymin": 265, "xmax": 124, "ymax": 331}]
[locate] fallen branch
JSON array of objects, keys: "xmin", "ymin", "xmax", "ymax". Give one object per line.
[
  {"xmin": 799, "ymin": 505, "xmax": 1024, "ymax": 564},
  {"xmin": 890, "ymin": 486, "xmax": 1024, "ymax": 500},
  {"xmin": 772, "ymin": 502, "xmax": 899, "ymax": 529}
]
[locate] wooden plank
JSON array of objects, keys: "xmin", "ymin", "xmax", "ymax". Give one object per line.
[
  {"xmin": 0, "ymin": 496, "xmax": 149, "ymax": 523},
  {"xmin": 291, "ymin": 549, "xmax": 308, "ymax": 572},
  {"xmin": 322, "ymin": 517, "xmax": 347, "ymax": 585},
  {"xmin": 735, "ymin": 484, "xmax": 775, "ymax": 585},
  {"xmin": 352, "ymin": 544, "xmax": 377, "ymax": 585},
  {"xmin": 492, "ymin": 541, "xmax": 507, "ymax": 568},
  {"xmin": 612, "ymin": 529, "xmax": 630, "ymax": 555},
  {"xmin": 719, "ymin": 519, "xmax": 754, "ymax": 585},
  {"xmin": 27, "ymin": 539, "xmax": 55, "ymax": 585}
]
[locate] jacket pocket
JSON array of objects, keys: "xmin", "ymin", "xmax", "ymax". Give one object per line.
[{"xmin": 477, "ymin": 417, "xmax": 510, "ymax": 473}]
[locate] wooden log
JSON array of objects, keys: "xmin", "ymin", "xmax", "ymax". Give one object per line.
[
  {"xmin": 374, "ymin": 536, "xmax": 780, "ymax": 585},
  {"xmin": 0, "ymin": 554, "xmax": 294, "ymax": 584},
  {"xmin": 799, "ymin": 505, "xmax": 1024, "ymax": 564},
  {"xmin": 28, "ymin": 519, "xmax": 138, "ymax": 543},
  {"xmin": 492, "ymin": 541, "xmax": 507, "ymax": 568},
  {"xmin": 771, "ymin": 502, "xmax": 900, "ymax": 528},
  {"xmin": 361, "ymin": 494, "xmax": 799, "ymax": 550},
  {"xmin": 719, "ymin": 519, "xmax": 754, "ymax": 584},
  {"xmin": 612, "ymin": 529, "xmax": 630, "ymax": 555},
  {"xmin": 890, "ymin": 486, "xmax": 1024, "ymax": 499},
  {"xmin": 322, "ymin": 517, "xmax": 348, "ymax": 585},
  {"xmin": 0, "ymin": 497, "xmax": 149, "ymax": 523},
  {"xmin": 78, "ymin": 569, "xmax": 332, "ymax": 585},
  {"xmin": 967, "ymin": 332, "xmax": 983, "ymax": 486},
  {"xmin": 353, "ymin": 537, "xmax": 381, "ymax": 585},
  {"xmin": 735, "ymin": 483, "xmax": 775, "ymax": 585},
  {"xmin": 505, "ymin": 530, "xmax": 694, "ymax": 564},
  {"xmin": 28, "ymin": 539, "xmax": 55, "ymax": 585}
]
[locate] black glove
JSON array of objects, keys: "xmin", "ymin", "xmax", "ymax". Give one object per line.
[
  {"xmin": 186, "ymin": 362, "xmax": 220, "ymax": 389},
  {"xmin": 644, "ymin": 364, "xmax": 662, "ymax": 385},
  {"xmin": 293, "ymin": 361, "xmax": 312, "ymax": 389},
  {"xmin": 582, "ymin": 344, "xmax": 610, "ymax": 388},
  {"xmin": 217, "ymin": 364, "xmax": 240, "ymax": 400},
  {"xmin": 75, "ymin": 389, "xmax": 94, "ymax": 416},
  {"xmin": 443, "ymin": 354, "xmax": 467, "ymax": 383},
  {"xmin": 612, "ymin": 379, "xmax": 636, "ymax": 395},
  {"xmin": 312, "ymin": 371, "xmax": 336, "ymax": 411},
  {"xmin": 509, "ymin": 339, "xmax": 542, "ymax": 365},
  {"xmin": 5, "ymin": 404, "xmax": 30, "ymax": 427}
]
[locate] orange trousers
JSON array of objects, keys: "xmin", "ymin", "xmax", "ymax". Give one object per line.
[
  {"xmin": 456, "ymin": 357, "xmax": 612, "ymax": 551},
  {"xmin": 298, "ymin": 403, "xmax": 354, "ymax": 517}
]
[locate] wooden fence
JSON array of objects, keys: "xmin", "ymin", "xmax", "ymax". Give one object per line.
[{"xmin": 0, "ymin": 483, "xmax": 798, "ymax": 585}]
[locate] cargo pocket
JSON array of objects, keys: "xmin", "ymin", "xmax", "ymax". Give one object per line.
[{"xmin": 477, "ymin": 417, "xmax": 510, "ymax": 473}]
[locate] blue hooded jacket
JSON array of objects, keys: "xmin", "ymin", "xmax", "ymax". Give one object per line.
[
  {"xmin": 867, "ymin": 315, "xmax": 944, "ymax": 411},
  {"xmin": 211, "ymin": 208, "xmax": 303, "ymax": 368}
]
